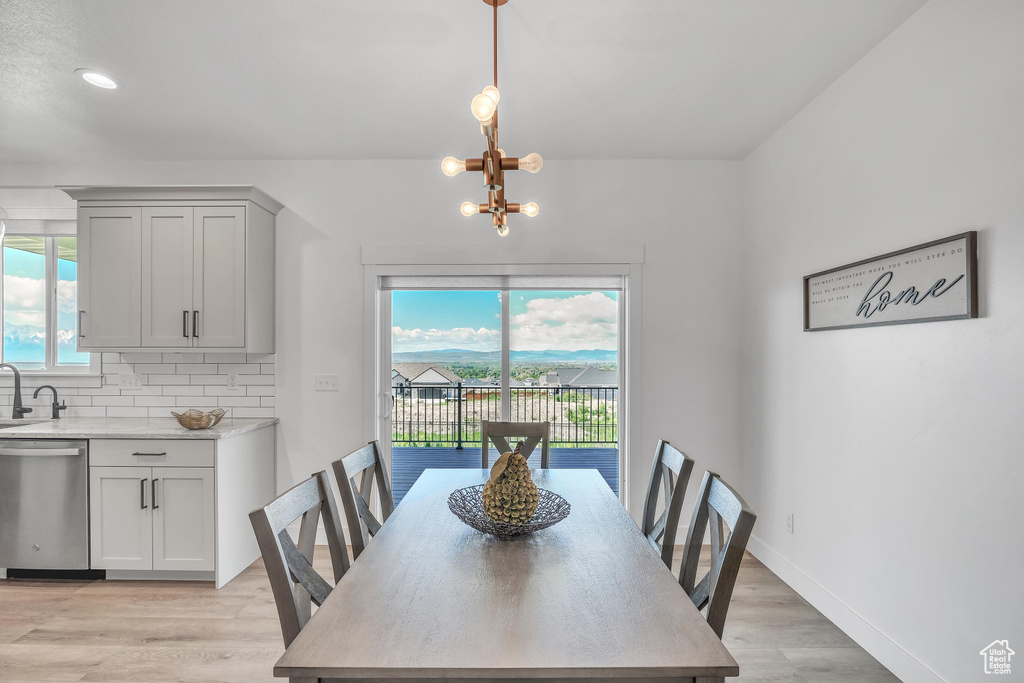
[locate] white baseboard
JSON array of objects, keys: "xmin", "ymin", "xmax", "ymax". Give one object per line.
[{"xmin": 746, "ymin": 535, "xmax": 945, "ymax": 683}]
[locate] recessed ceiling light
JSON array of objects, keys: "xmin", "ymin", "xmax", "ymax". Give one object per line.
[{"xmin": 75, "ymin": 68, "xmax": 118, "ymax": 89}]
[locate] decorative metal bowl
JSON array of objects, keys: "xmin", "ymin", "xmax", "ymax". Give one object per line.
[
  {"xmin": 171, "ymin": 408, "xmax": 227, "ymax": 430},
  {"xmin": 448, "ymin": 484, "xmax": 570, "ymax": 539}
]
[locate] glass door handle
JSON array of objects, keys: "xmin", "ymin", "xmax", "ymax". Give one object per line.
[{"xmin": 380, "ymin": 392, "xmax": 394, "ymax": 419}]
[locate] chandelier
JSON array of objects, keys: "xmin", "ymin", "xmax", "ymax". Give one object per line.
[{"xmin": 441, "ymin": 0, "xmax": 542, "ymax": 237}]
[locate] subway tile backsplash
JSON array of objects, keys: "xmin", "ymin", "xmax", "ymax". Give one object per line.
[{"xmin": 0, "ymin": 353, "xmax": 275, "ymax": 419}]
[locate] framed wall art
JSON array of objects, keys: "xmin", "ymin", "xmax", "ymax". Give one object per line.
[{"xmin": 804, "ymin": 231, "xmax": 978, "ymax": 331}]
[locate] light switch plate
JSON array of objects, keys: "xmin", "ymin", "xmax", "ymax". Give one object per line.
[{"xmin": 315, "ymin": 374, "xmax": 339, "ymax": 391}]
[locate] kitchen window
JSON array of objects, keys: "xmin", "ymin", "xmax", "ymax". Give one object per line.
[{"xmin": 1, "ymin": 232, "xmax": 94, "ymax": 372}]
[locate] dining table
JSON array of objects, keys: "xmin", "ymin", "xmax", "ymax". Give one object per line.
[{"xmin": 274, "ymin": 468, "xmax": 739, "ymax": 682}]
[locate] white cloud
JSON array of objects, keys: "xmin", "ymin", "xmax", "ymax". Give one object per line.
[
  {"xmin": 392, "ymin": 326, "xmax": 499, "ymax": 352},
  {"xmin": 3, "ymin": 275, "xmax": 45, "ymax": 328},
  {"xmin": 510, "ymin": 292, "xmax": 617, "ymax": 351},
  {"xmin": 57, "ymin": 280, "xmax": 77, "ymax": 313}
]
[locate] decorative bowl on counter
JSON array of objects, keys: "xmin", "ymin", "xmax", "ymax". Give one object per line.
[{"xmin": 171, "ymin": 408, "xmax": 227, "ymax": 430}]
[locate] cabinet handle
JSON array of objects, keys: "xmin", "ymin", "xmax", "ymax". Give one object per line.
[
  {"xmin": 132, "ymin": 452, "xmax": 167, "ymax": 457},
  {"xmin": 78, "ymin": 311, "xmax": 86, "ymax": 338},
  {"xmin": 140, "ymin": 478, "xmax": 148, "ymax": 510},
  {"xmin": 183, "ymin": 310, "xmax": 189, "ymax": 338},
  {"xmin": 152, "ymin": 478, "xmax": 159, "ymax": 510},
  {"xmin": 193, "ymin": 310, "xmax": 199, "ymax": 338}
]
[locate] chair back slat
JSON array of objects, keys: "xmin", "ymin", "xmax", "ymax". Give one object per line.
[
  {"xmin": 678, "ymin": 471, "xmax": 756, "ymax": 639},
  {"xmin": 263, "ymin": 477, "xmax": 322, "ymax": 533},
  {"xmin": 641, "ymin": 440, "xmax": 695, "ymax": 568},
  {"xmin": 249, "ymin": 471, "xmax": 350, "ymax": 648},
  {"xmin": 278, "ymin": 529, "xmax": 333, "ymax": 606},
  {"xmin": 332, "ymin": 441, "xmax": 394, "ymax": 559},
  {"xmin": 481, "ymin": 420, "xmax": 550, "ymax": 468}
]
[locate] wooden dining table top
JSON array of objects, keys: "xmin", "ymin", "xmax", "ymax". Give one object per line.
[{"xmin": 274, "ymin": 468, "xmax": 739, "ymax": 682}]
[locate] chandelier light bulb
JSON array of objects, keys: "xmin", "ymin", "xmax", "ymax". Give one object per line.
[
  {"xmin": 460, "ymin": 202, "xmax": 478, "ymax": 217},
  {"xmin": 441, "ymin": 156, "xmax": 467, "ymax": 177},
  {"xmin": 470, "ymin": 92, "xmax": 498, "ymax": 123},
  {"xmin": 518, "ymin": 153, "xmax": 543, "ymax": 173},
  {"xmin": 521, "ymin": 202, "xmax": 539, "ymax": 218},
  {"xmin": 496, "ymin": 148, "xmax": 506, "ymax": 158},
  {"xmin": 482, "ymin": 85, "xmax": 500, "ymax": 105},
  {"xmin": 496, "ymin": 224, "xmax": 510, "ymax": 237}
]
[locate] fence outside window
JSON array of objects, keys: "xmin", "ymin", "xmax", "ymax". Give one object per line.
[{"xmin": 391, "ymin": 383, "xmax": 618, "ymax": 448}]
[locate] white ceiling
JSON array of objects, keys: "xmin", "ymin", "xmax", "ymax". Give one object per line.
[{"xmin": 0, "ymin": 0, "xmax": 926, "ymax": 163}]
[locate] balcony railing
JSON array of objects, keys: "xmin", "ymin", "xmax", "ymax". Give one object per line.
[{"xmin": 391, "ymin": 383, "xmax": 618, "ymax": 448}]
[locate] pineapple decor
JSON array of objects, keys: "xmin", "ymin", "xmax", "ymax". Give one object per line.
[{"xmin": 481, "ymin": 441, "xmax": 540, "ymax": 524}]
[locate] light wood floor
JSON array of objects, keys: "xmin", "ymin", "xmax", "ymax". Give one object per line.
[{"xmin": 0, "ymin": 549, "xmax": 899, "ymax": 683}]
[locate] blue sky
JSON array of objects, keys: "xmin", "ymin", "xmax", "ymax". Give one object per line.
[{"xmin": 392, "ymin": 290, "xmax": 618, "ymax": 353}]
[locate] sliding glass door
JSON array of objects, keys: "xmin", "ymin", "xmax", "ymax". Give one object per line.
[{"xmin": 386, "ymin": 284, "xmax": 620, "ymax": 504}]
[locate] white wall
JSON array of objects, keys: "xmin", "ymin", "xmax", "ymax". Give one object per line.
[
  {"xmin": 0, "ymin": 159, "xmax": 743, "ymax": 522},
  {"xmin": 739, "ymin": 2, "xmax": 1024, "ymax": 681}
]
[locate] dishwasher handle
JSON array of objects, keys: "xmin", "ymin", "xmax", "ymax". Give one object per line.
[{"xmin": 0, "ymin": 447, "xmax": 84, "ymax": 457}]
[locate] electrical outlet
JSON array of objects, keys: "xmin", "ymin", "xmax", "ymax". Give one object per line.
[
  {"xmin": 227, "ymin": 372, "xmax": 240, "ymax": 389},
  {"xmin": 785, "ymin": 513, "xmax": 795, "ymax": 534},
  {"xmin": 118, "ymin": 373, "xmax": 141, "ymax": 389},
  {"xmin": 315, "ymin": 374, "xmax": 339, "ymax": 391}
]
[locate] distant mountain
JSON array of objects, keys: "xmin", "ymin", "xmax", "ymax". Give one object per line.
[
  {"xmin": 393, "ymin": 348, "xmax": 617, "ymax": 364},
  {"xmin": 3, "ymin": 325, "xmax": 80, "ymax": 364}
]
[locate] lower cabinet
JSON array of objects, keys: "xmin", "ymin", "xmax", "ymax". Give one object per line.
[
  {"xmin": 90, "ymin": 465, "xmax": 215, "ymax": 572},
  {"xmin": 85, "ymin": 427, "xmax": 276, "ymax": 587}
]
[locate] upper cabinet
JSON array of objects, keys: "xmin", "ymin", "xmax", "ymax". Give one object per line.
[{"xmin": 61, "ymin": 186, "xmax": 281, "ymax": 353}]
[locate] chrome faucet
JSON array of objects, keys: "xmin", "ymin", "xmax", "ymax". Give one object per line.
[
  {"xmin": 0, "ymin": 363, "xmax": 33, "ymax": 419},
  {"xmin": 33, "ymin": 385, "xmax": 67, "ymax": 419}
]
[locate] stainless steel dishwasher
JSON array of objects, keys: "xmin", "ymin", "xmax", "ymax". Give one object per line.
[{"xmin": 0, "ymin": 440, "xmax": 93, "ymax": 576}]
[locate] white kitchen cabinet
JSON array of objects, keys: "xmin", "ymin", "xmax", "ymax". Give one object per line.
[
  {"xmin": 62, "ymin": 186, "xmax": 281, "ymax": 353},
  {"xmin": 152, "ymin": 468, "xmax": 215, "ymax": 572},
  {"xmin": 89, "ymin": 466, "xmax": 153, "ymax": 570},
  {"xmin": 89, "ymin": 465, "xmax": 214, "ymax": 572},
  {"xmin": 86, "ymin": 424, "xmax": 276, "ymax": 587},
  {"xmin": 192, "ymin": 207, "xmax": 247, "ymax": 348},
  {"xmin": 142, "ymin": 207, "xmax": 194, "ymax": 348},
  {"xmin": 77, "ymin": 207, "xmax": 143, "ymax": 348}
]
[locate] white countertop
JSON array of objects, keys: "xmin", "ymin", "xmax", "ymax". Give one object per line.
[{"xmin": 0, "ymin": 417, "xmax": 278, "ymax": 440}]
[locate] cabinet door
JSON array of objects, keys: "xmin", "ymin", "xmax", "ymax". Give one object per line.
[
  {"xmin": 193, "ymin": 207, "xmax": 246, "ymax": 348},
  {"xmin": 89, "ymin": 466, "xmax": 152, "ymax": 570},
  {"xmin": 142, "ymin": 207, "xmax": 194, "ymax": 347},
  {"xmin": 152, "ymin": 467, "xmax": 215, "ymax": 571},
  {"xmin": 77, "ymin": 207, "xmax": 142, "ymax": 348}
]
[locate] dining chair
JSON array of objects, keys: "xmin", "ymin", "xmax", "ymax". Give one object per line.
[
  {"xmin": 249, "ymin": 471, "xmax": 350, "ymax": 648},
  {"xmin": 678, "ymin": 470, "xmax": 757, "ymax": 639},
  {"xmin": 481, "ymin": 420, "xmax": 550, "ymax": 468},
  {"xmin": 332, "ymin": 440, "xmax": 394, "ymax": 560},
  {"xmin": 641, "ymin": 439, "xmax": 695, "ymax": 569}
]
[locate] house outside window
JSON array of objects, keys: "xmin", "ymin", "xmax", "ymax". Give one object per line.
[{"xmin": 1, "ymin": 231, "xmax": 93, "ymax": 372}]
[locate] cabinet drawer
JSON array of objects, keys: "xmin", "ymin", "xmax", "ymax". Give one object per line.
[{"xmin": 90, "ymin": 439, "xmax": 214, "ymax": 468}]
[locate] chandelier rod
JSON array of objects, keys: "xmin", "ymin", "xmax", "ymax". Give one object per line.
[{"xmin": 493, "ymin": 0, "xmax": 498, "ymax": 88}]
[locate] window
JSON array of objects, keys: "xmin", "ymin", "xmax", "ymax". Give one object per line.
[
  {"xmin": 1, "ymin": 234, "xmax": 92, "ymax": 371},
  {"xmin": 383, "ymin": 276, "xmax": 624, "ymax": 504}
]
